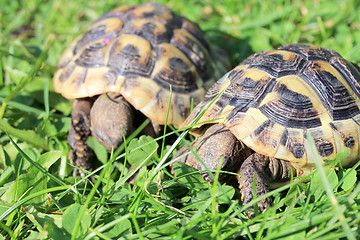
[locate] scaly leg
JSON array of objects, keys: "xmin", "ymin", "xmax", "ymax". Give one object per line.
[
  {"xmin": 68, "ymin": 98, "xmax": 94, "ymax": 176},
  {"xmin": 238, "ymin": 153, "xmax": 299, "ymax": 217}
]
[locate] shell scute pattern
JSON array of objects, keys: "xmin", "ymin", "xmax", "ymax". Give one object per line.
[
  {"xmin": 301, "ymin": 61, "xmax": 360, "ymax": 121},
  {"xmin": 74, "ymin": 19, "xmax": 124, "ymax": 57},
  {"xmin": 184, "ymin": 44, "xmax": 360, "ymax": 167},
  {"xmin": 107, "ymin": 34, "xmax": 155, "ymax": 77},
  {"xmin": 53, "ymin": 2, "xmax": 228, "ymax": 128},
  {"xmin": 278, "ymin": 128, "xmax": 305, "ymax": 159},
  {"xmin": 259, "ymin": 78, "xmax": 323, "ymax": 129},
  {"xmin": 126, "ymin": 4, "xmax": 174, "ymax": 22},
  {"xmin": 171, "ymin": 29, "xmax": 210, "ymax": 80},
  {"xmin": 122, "ymin": 19, "xmax": 171, "ymax": 45},
  {"xmin": 248, "ymin": 51, "xmax": 307, "ymax": 78},
  {"xmin": 150, "ymin": 43, "xmax": 198, "ymax": 93},
  {"xmin": 178, "ymin": 17, "xmax": 210, "ymax": 51},
  {"xmin": 278, "ymin": 44, "xmax": 341, "ymax": 61},
  {"xmin": 331, "ymin": 58, "xmax": 360, "ymax": 104},
  {"xmin": 74, "ymin": 38, "xmax": 110, "ymax": 68}
]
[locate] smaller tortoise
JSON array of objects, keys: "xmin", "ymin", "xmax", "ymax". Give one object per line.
[
  {"xmin": 173, "ymin": 44, "xmax": 360, "ymax": 216},
  {"xmin": 53, "ymin": 3, "xmax": 230, "ymax": 174}
]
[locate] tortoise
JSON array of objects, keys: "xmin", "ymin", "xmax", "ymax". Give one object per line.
[
  {"xmin": 53, "ymin": 2, "xmax": 230, "ymax": 174},
  {"xmin": 173, "ymin": 43, "xmax": 360, "ymax": 216}
]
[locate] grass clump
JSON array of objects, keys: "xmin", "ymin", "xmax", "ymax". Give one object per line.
[{"xmin": 0, "ymin": 0, "xmax": 360, "ymax": 239}]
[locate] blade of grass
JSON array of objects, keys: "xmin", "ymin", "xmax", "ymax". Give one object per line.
[
  {"xmin": 46, "ymin": 193, "xmax": 64, "ymax": 214},
  {"xmin": 130, "ymin": 214, "xmax": 145, "ymax": 240},
  {"xmin": 118, "ymin": 127, "xmax": 128, "ymax": 183},
  {"xmin": 84, "ymin": 213, "xmax": 131, "ymax": 240},
  {"xmin": 224, "ymin": 5, "xmax": 296, "ymax": 32},
  {"xmin": 98, "ymin": 150, "xmax": 114, "ymax": 207},
  {"xmin": 165, "ymin": 88, "xmax": 250, "ymax": 239},
  {"xmin": 160, "ymin": 85, "xmax": 172, "ymax": 160},
  {"xmin": 0, "ymin": 43, "xmax": 49, "ymax": 119},
  {"xmin": 6, "ymin": 133, "xmax": 78, "ymax": 194},
  {"xmin": 126, "ymin": 148, "xmax": 159, "ymax": 214},
  {"xmin": 0, "ymin": 96, "xmax": 64, "ymax": 117},
  {"xmin": 115, "ymin": 147, "xmax": 157, "ymax": 189},
  {"xmin": 126, "ymin": 218, "xmax": 186, "ymax": 240},
  {"xmin": 0, "ymin": 48, "xmax": 55, "ymax": 73},
  {"xmin": 0, "ymin": 48, "xmax": 35, "ymax": 61},
  {"xmin": 0, "ymin": 50, "xmax": 3, "ymax": 87},
  {"xmin": 305, "ymin": 132, "xmax": 355, "ymax": 240},
  {"xmin": 316, "ymin": 16, "xmax": 327, "ymax": 42},
  {"xmin": 0, "ymin": 220, "xmax": 13, "ymax": 238},
  {"xmin": 114, "ymin": 118, "xmax": 220, "ymax": 166},
  {"xmin": 55, "ymin": 165, "xmax": 105, "ymax": 203},
  {"xmin": 85, "ymin": 229, "xmax": 111, "ymax": 240},
  {"xmin": 162, "ymin": 87, "xmax": 254, "ymax": 237},
  {"xmin": 219, "ymin": 181, "xmax": 302, "ymax": 239},
  {"xmin": 70, "ymin": 151, "xmax": 113, "ymax": 240},
  {"xmin": 0, "ymin": 119, "xmax": 48, "ymax": 149},
  {"xmin": 113, "ymin": 118, "xmax": 150, "ymax": 159},
  {"xmin": 210, "ymin": 156, "xmax": 224, "ymax": 238},
  {"xmin": 348, "ymin": 182, "xmax": 360, "ymax": 203},
  {"xmin": 149, "ymin": 87, "xmax": 226, "ymax": 181},
  {"xmin": 335, "ymin": 159, "xmax": 360, "ymax": 190},
  {"xmin": 307, "ymin": 220, "xmax": 343, "ymax": 240},
  {"xmin": 0, "ymin": 185, "xmax": 70, "ymax": 221},
  {"xmin": 43, "ymin": 78, "xmax": 50, "ymax": 119},
  {"xmin": 268, "ymin": 211, "xmax": 335, "ymax": 239}
]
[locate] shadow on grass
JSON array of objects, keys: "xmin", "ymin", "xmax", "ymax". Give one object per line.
[{"xmin": 205, "ymin": 29, "xmax": 255, "ymax": 67}]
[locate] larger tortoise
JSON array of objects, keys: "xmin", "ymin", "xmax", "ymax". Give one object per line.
[
  {"xmin": 53, "ymin": 3, "xmax": 229, "ymax": 174},
  {"xmin": 173, "ymin": 43, "xmax": 360, "ymax": 216}
]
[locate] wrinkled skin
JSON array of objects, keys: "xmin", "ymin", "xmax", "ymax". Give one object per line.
[
  {"xmin": 68, "ymin": 92, "xmax": 160, "ymax": 176},
  {"xmin": 172, "ymin": 124, "xmax": 299, "ymax": 217},
  {"xmin": 90, "ymin": 94, "xmax": 134, "ymax": 152},
  {"xmin": 173, "ymin": 124, "xmax": 252, "ymax": 183},
  {"xmin": 237, "ymin": 152, "xmax": 298, "ymax": 217}
]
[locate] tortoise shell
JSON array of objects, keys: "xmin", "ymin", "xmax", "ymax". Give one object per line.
[
  {"xmin": 53, "ymin": 2, "xmax": 229, "ymax": 128},
  {"xmin": 183, "ymin": 44, "xmax": 360, "ymax": 169}
]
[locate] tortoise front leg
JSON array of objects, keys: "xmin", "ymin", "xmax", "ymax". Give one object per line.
[
  {"xmin": 238, "ymin": 153, "xmax": 299, "ymax": 217},
  {"xmin": 68, "ymin": 98, "xmax": 94, "ymax": 176},
  {"xmin": 172, "ymin": 124, "xmax": 251, "ymax": 182}
]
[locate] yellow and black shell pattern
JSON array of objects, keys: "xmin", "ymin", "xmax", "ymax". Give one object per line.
[
  {"xmin": 53, "ymin": 2, "xmax": 229, "ymax": 128},
  {"xmin": 184, "ymin": 44, "xmax": 360, "ymax": 168}
]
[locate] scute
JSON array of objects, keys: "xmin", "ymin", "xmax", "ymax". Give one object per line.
[
  {"xmin": 183, "ymin": 44, "xmax": 360, "ymax": 167},
  {"xmin": 150, "ymin": 43, "xmax": 201, "ymax": 94},
  {"xmin": 278, "ymin": 44, "xmax": 341, "ymax": 62},
  {"xmin": 126, "ymin": 3, "xmax": 174, "ymax": 22},
  {"xmin": 122, "ymin": 19, "xmax": 171, "ymax": 45},
  {"xmin": 53, "ymin": 2, "xmax": 229, "ymax": 127},
  {"xmin": 107, "ymin": 34, "xmax": 155, "ymax": 77},
  {"xmin": 248, "ymin": 50, "xmax": 307, "ymax": 77},
  {"xmin": 74, "ymin": 39, "xmax": 110, "ymax": 68},
  {"xmin": 73, "ymin": 18, "xmax": 123, "ymax": 57}
]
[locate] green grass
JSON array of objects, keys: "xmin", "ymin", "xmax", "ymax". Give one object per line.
[{"xmin": 0, "ymin": 0, "xmax": 360, "ymax": 239}]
